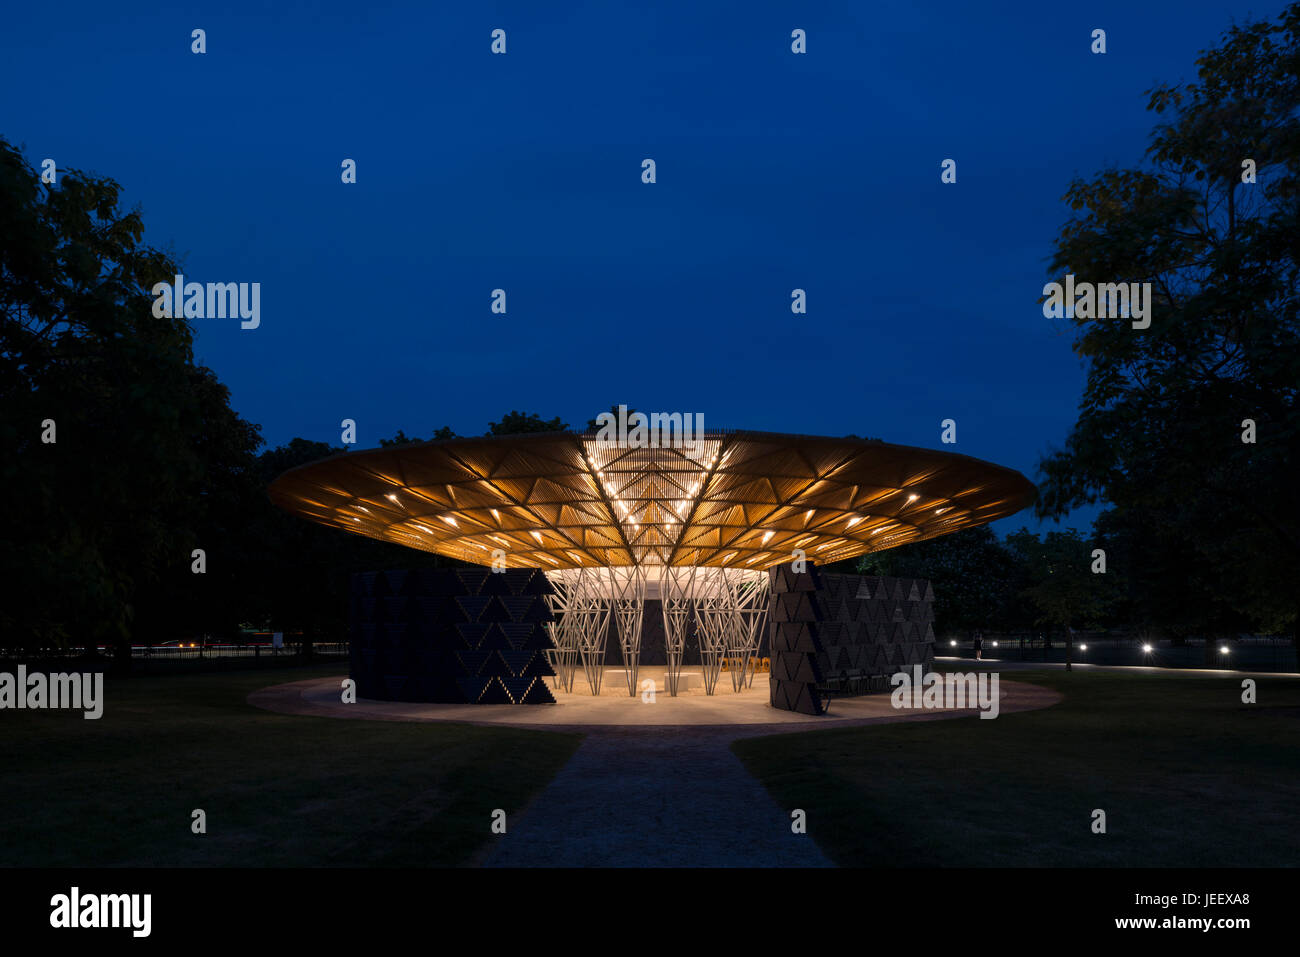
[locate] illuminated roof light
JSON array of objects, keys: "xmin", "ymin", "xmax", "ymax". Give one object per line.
[
  {"xmin": 440, "ymin": 515, "xmax": 458, "ymax": 527},
  {"xmin": 908, "ymin": 493, "xmax": 919, "ymax": 502},
  {"xmin": 761, "ymin": 531, "xmax": 774, "ymax": 544},
  {"xmin": 530, "ymin": 530, "xmax": 543, "ymax": 543},
  {"xmin": 846, "ymin": 516, "xmax": 862, "ymax": 528}
]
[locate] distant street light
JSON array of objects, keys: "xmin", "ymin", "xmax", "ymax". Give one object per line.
[
  {"xmin": 1079, "ymin": 643, "xmax": 1087, "ymax": 652},
  {"xmin": 1142, "ymin": 643, "xmax": 1153, "ymax": 654}
]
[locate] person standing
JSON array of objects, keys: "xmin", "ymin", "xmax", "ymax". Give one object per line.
[{"xmin": 973, "ymin": 630, "xmax": 984, "ymax": 660}]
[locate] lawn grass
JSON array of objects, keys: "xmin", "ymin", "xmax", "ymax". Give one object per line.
[
  {"xmin": 0, "ymin": 667, "xmax": 581, "ymax": 867},
  {"xmin": 731, "ymin": 669, "xmax": 1300, "ymax": 866}
]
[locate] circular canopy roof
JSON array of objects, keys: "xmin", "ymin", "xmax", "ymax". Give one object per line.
[{"xmin": 267, "ymin": 430, "xmax": 1036, "ymax": 570}]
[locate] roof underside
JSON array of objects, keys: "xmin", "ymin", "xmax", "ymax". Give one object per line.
[{"xmin": 267, "ymin": 430, "xmax": 1036, "ymax": 570}]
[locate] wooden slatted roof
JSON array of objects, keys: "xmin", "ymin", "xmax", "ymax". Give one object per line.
[{"xmin": 267, "ymin": 430, "xmax": 1036, "ymax": 569}]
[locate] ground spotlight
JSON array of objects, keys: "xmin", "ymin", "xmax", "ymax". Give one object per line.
[{"xmin": 1142, "ymin": 643, "xmax": 1153, "ymax": 653}]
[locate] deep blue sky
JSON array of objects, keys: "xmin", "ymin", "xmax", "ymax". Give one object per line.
[{"xmin": 3, "ymin": 0, "xmax": 1281, "ymax": 536}]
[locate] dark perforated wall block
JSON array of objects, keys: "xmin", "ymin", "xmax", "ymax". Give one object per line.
[
  {"xmin": 766, "ymin": 564, "xmax": 936, "ymax": 714},
  {"xmin": 768, "ymin": 563, "xmax": 825, "ymax": 715},
  {"xmin": 815, "ymin": 573, "xmax": 936, "ymax": 681},
  {"xmin": 349, "ymin": 567, "xmax": 557, "ymax": 704}
]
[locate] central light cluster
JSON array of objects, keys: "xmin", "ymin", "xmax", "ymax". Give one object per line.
[{"xmin": 584, "ymin": 436, "xmax": 724, "ymax": 567}]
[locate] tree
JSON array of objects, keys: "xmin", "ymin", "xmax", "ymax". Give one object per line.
[
  {"xmin": 0, "ymin": 137, "xmax": 262, "ymax": 667},
  {"xmin": 1006, "ymin": 529, "xmax": 1114, "ymax": 670},
  {"xmin": 378, "ymin": 426, "xmax": 457, "ymax": 447},
  {"xmin": 487, "ymin": 410, "xmax": 569, "ymax": 435},
  {"xmin": 1036, "ymin": 5, "xmax": 1300, "ymax": 661},
  {"xmin": 1093, "ymin": 506, "xmax": 1253, "ymax": 644},
  {"xmin": 586, "ymin": 405, "xmax": 637, "ymax": 430},
  {"xmin": 131, "ymin": 366, "xmax": 264, "ymax": 652}
]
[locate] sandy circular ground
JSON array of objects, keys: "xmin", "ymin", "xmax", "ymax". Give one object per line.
[{"xmin": 248, "ymin": 667, "xmax": 1061, "ymax": 734}]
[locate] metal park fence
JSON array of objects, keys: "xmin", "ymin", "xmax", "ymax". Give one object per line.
[
  {"xmin": 130, "ymin": 641, "xmax": 350, "ymax": 660},
  {"xmin": 9, "ymin": 641, "xmax": 350, "ymax": 661}
]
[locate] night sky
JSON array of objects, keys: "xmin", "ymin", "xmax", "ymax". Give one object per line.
[{"xmin": 3, "ymin": 0, "xmax": 1276, "ymax": 535}]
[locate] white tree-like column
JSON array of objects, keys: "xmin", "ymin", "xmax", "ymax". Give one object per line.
[
  {"xmin": 659, "ymin": 565, "xmax": 698, "ymax": 696},
  {"xmin": 610, "ymin": 565, "xmax": 646, "ymax": 696},
  {"xmin": 546, "ymin": 565, "xmax": 769, "ymax": 697},
  {"xmin": 693, "ymin": 566, "xmax": 734, "ymax": 695},
  {"xmin": 543, "ymin": 574, "xmax": 580, "ymax": 693},
  {"xmin": 726, "ymin": 572, "xmax": 770, "ymax": 691},
  {"xmin": 570, "ymin": 568, "xmax": 613, "ymax": 695}
]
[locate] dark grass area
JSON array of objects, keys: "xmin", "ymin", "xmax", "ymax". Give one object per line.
[
  {"xmin": 0, "ymin": 668, "xmax": 581, "ymax": 867},
  {"xmin": 731, "ymin": 669, "xmax": 1300, "ymax": 866}
]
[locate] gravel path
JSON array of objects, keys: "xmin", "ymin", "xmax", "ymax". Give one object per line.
[{"xmin": 480, "ymin": 727, "xmax": 832, "ymax": 867}]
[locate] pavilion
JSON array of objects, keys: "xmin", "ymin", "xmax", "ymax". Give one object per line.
[{"xmin": 268, "ymin": 429, "xmax": 1035, "ymax": 710}]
